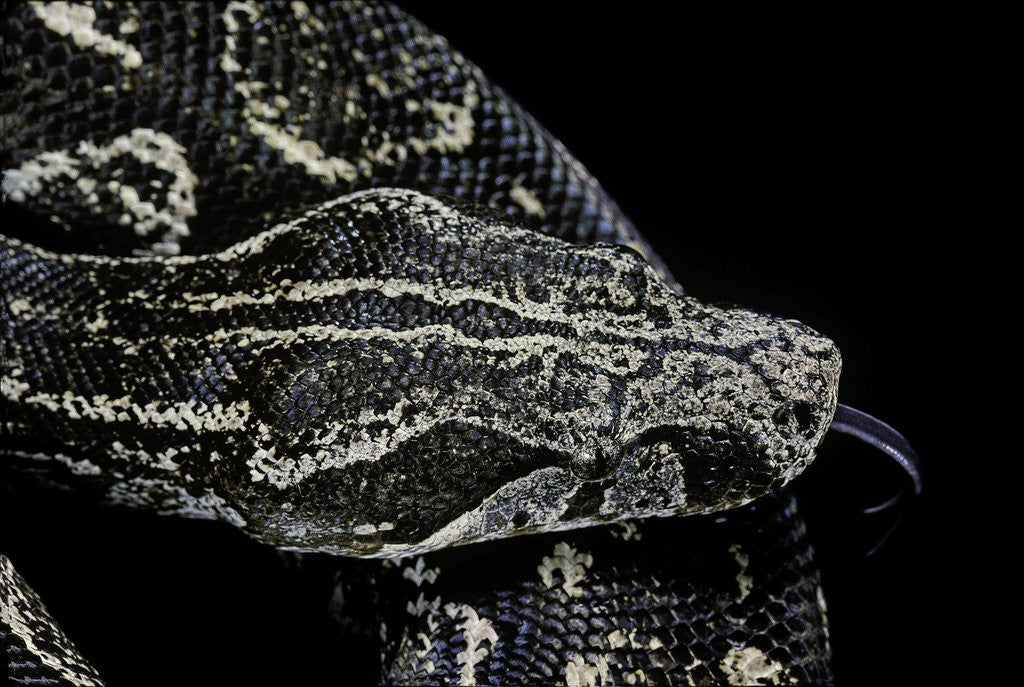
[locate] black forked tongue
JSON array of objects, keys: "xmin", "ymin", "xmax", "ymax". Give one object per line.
[{"xmin": 828, "ymin": 403, "xmax": 922, "ymax": 555}]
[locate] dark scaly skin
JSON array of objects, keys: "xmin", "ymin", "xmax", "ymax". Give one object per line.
[
  {"xmin": 0, "ymin": 0, "xmax": 671, "ymax": 283},
  {"xmin": 0, "ymin": 2, "xmax": 841, "ymax": 684}
]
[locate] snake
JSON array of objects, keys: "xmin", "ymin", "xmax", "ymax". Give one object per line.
[{"xmin": 0, "ymin": 2, "xmax": 918, "ymax": 685}]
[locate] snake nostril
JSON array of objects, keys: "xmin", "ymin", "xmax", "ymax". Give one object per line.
[{"xmin": 772, "ymin": 400, "xmax": 816, "ymax": 439}]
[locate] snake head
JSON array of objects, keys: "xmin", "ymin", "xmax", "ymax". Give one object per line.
[
  {"xmin": 203, "ymin": 190, "xmax": 841, "ymax": 555},
  {"xmin": 2, "ymin": 189, "xmax": 840, "ymax": 558}
]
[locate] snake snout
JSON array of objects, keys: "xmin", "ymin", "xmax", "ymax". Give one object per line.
[{"xmin": 763, "ymin": 325, "xmax": 842, "ymax": 481}]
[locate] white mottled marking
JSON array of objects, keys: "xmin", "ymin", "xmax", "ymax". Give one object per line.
[
  {"xmin": 610, "ymin": 521, "xmax": 642, "ymax": 541},
  {"xmin": 2, "ymin": 151, "xmax": 79, "ymax": 202},
  {"xmin": 219, "ymin": 1, "xmax": 259, "ymax": 72},
  {"xmin": 624, "ymin": 669, "xmax": 647, "ymax": 685},
  {"xmin": 510, "ymin": 182, "xmax": 545, "ymax": 217},
  {"xmin": 729, "ymin": 544, "xmax": 753, "ymax": 603},
  {"xmin": 539, "ymin": 542, "xmax": 594, "ymax": 598},
  {"xmin": 77, "ymin": 129, "xmax": 198, "ymax": 253},
  {"xmin": 607, "ymin": 628, "xmax": 663, "ymax": 652},
  {"xmin": 565, "ymin": 653, "xmax": 610, "ymax": 687},
  {"xmin": 6, "ymin": 449, "xmax": 102, "ymax": 476},
  {"xmin": 1, "ymin": 380, "xmax": 249, "ymax": 432},
  {"xmin": 8, "ymin": 298, "xmax": 33, "ymax": 318},
  {"xmin": 719, "ymin": 646, "xmax": 786, "ymax": 686},
  {"xmin": 105, "ymin": 477, "xmax": 246, "ymax": 526},
  {"xmin": 33, "ymin": 1, "xmax": 142, "ymax": 69},
  {"xmin": 1, "ymin": 376, "xmax": 31, "ymax": 399},
  {"xmin": 406, "ymin": 592, "xmax": 441, "ymax": 618},
  {"xmin": 402, "ymin": 557, "xmax": 441, "ymax": 587},
  {"xmin": 248, "ymin": 120, "xmax": 359, "ymax": 182},
  {"xmin": 3, "ymin": 129, "xmax": 198, "ymax": 255},
  {"xmin": 446, "ymin": 604, "xmax": 498, "ymax": 686}
]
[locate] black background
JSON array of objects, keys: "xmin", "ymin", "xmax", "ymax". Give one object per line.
[{"xmin": 1, "ymin": 3, "xmax": 969, "ymax": 685}]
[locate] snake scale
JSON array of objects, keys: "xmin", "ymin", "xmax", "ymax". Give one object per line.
[{"xmin": 1, "ymin": 2, "xmax": 846, "ymax": 685}]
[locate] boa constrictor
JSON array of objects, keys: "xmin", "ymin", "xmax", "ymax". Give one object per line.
[{"xmin": 0, "ymin": 2, "xmax": 881, "ymax": 685}]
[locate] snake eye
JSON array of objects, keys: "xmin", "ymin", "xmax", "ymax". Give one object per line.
[
  {"xmin": 772, "ymin": 400, "xmax": 816, "ymax": 438},
  {"xmin": 569, "ymin": 444, "xmax": 622, "ymax": 481}
]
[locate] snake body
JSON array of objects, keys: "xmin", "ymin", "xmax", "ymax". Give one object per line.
[
  {"xmin": 0, "ymin": 556, "xmax": 104, "ymax": 686},
  {"xmin": 2, "ymin": 2, "xmax": 841, "ymax": 684},
  {"xmin": 373, "ymin": 491, "xmax": 832, "ymax": 686},
  {"xmin": 0, "ymin": 0, "xmax": 667, "ymax": 275}
]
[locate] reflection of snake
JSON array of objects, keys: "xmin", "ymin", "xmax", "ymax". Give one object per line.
[{"xmin": 0, "ymin": 3, "xmax": 892, "ymax": 684}]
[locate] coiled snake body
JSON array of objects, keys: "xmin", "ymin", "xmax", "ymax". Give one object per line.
[{"xmin": 2, "ymin": 2, "xmax": 842, "ymax": 684}]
